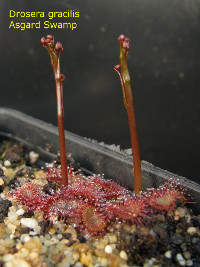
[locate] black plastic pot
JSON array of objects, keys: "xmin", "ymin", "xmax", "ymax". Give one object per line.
[{"xmin": 0, "ymin": 108, "xmax": 199, "ymax": 213}]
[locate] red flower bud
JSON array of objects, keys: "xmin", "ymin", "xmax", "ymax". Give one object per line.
[
  {"xmin": 125, "ymin": 37, "xmax": 130, "ymax": 43},
  {"xmin": 46, "ymin": 38, "xmax": 51, "ymax": 44},
  {"xmin": 41, "ymin": 37, "xmax": 46, "ymax": 46},
  {"xmin": 47, "ymin": 35, "xmax": 54, "ymax": 40},
  {"xmin": 55, "ymin": 42, "xmax": 63, "ymax": 51},
  {"xmin": 122, "ymin": 41, "xmax": 130, "ymax": 51},
  {"xmin": 60, "ymin": 74, "xmax": 65, "ymax": 82},
  {"xmin": 118, "ymin": 34, "xmax": 125, "ymax": 44},
  {"xmin": 114, "ymin": 64, "xmax": 121, "ymax": 71}
]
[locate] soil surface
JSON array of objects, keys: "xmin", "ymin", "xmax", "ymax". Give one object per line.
[{"xmin": 0, "ymin": 140, "xmax": 199, "ymax": 267}]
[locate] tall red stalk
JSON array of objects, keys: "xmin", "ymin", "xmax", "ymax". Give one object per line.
[
  {"xmin": 114, "ymin": 34, "xmax": 142, "ymax": 194},
  {"xmin": 41, "ymin": 35, "xmax": 68, "ymax": 186}
]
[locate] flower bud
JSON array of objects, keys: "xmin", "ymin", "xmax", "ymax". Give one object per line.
[
  {"xmin": 47, "ymin": 35, "xmax": 54, "ymax": 40},
  {"xmin": 55, "ymin": 42, "xmax": 63, "ymax": 51},
  {"xmin": 41, "ymin": 37, "xmax": 46, "ymax": 46},
  {"xmin": 114, "ymin": 64, "xmax": 121, "ymax": 71},
  {"xmin": 46, "ymin": 38, "xmax": 51, "ymax": 44},
  {"xmin": 60, "ymin": 74, "xmax": 65, "ymax": 82},
  {"xmin": 123, "ymin": 41, "xmax": 129, "ymax": 51},
  {"xmin": 125, "ymin": 37, "xmax": 130, "ymax": 43},
  {"xmin": 118, "ymin": 34, "xmax": 125, "ymax": 43}
]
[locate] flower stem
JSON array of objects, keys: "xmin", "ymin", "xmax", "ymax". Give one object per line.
[
  {"xmin": 41, "ymin": 35, "xmax": 68, "ymax": 186},
  {"xmin": 114, "ymin": 34, "xmax": 142, "ymax": 194}
]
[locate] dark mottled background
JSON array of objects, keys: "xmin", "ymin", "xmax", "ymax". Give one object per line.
[{"xmin": 0, "ymin": 0, "xmax": 199, "ymax": 183}]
